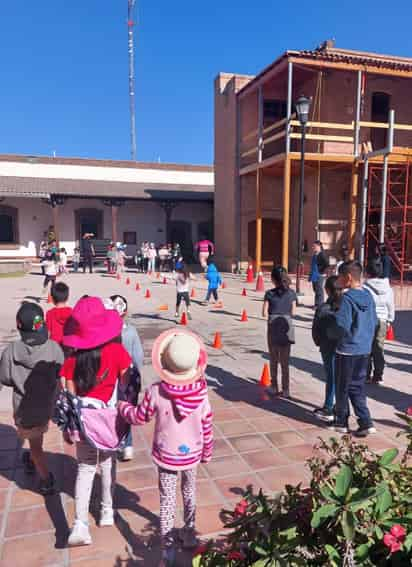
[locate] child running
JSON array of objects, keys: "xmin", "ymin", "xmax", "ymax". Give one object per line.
[
  {"xmin": 262, "ymin": 266, "xmax": 297, "ymax": 398},
  {"xmin": 119, "ymin": 329, "xmax": 213, "ymax": 567},
  {"xmin": 0, "ymin": 302, "xmax": 64, "ymax": 495},
  {"xmin": 41, "ymin": 250, "xmax": 58, "ymax": 295},
  {"xmin": 60, "ymin": 296, "xmax": 132, "ymax": 546},
  {"xmin": 312, "ymin": 275, "xmax": 343, "ymax": 422},
  {"xmin": 175, "ymin": 266, "xmax": 195, "ymax": 320},
  {"xmin": 109, "ymin": 294, "xmax": 144, "ymax": 461},
  {"xmin": 46, "ymin": 282, "xmax": 72, "ymax": 345},
  {"xmin": 72, "ymin": 248, "xmax": 81, "ymax": 273},
  {"xmin": 204, "ymin": 260, "xmax": 222, "ymax": 305}
]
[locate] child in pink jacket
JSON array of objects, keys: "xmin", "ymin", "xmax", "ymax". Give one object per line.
[{"xmin": 118, "ymin": 329, "xmax": 213, "ymax": 567}]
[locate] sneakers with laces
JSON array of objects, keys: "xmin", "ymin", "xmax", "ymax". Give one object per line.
[
  {"xmin": 158, "ymin": 547, "xmax": 176, "ymax": 567},
  {"xmin": 353, "ymin": 426, "xmax": 377, "ymax": 438},
  {"xmin": 68, "ymin": 520, "xmax": 92, "ymax": 547},
  {"xmin": 314, "ymin": 407, "xmax": 334, "ymax": 423},
  {"xmin": 39, "ymin": 473, "xmax": 56, "ymax": 496},
  {"xmin": 178, "ymin": 527, "xmax": 198, "ymax": 549},
  {"xmin": 328, "ymin": 422, "xmax": 349, "ymax": 434},
  {"xmin": 120, "ymin": 446, "xmax": 134, "ymax": 462},
  {"xmin": 100, "ymin": 507, "xmax": 114, "ymax": 527}
]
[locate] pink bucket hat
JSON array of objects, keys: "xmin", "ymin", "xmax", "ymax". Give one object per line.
[
  {"xmin": 152, "ymin": 329, "xmax": 208, "ymax": 386},
  {"xmin": 63, "ymin": 296, "xmax": 123, "ymax": 350}
]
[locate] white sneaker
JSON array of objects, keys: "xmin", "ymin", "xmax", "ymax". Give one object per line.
[
  {"xmin": 67, "ymin": 520, "xmax": 92, "ymax": 547},
  {"xmin": 121, "ymin": 446, "xmax": 134, "ymax": 461},
  {"xmin": 100, "ymin": 507, "xmax": 114, "ymax": 527}
]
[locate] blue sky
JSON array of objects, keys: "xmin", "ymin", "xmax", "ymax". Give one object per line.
[{"xmin": 1, "ymin": 0, "xmax": 412, "ymax": 165}]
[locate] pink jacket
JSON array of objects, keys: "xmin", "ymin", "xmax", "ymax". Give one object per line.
[
  {"xmin": 119, "ymin": 379, "xmax": 213, "ymax": 471},
  {"xmin": 195, "ymin": 240, "xmax": 214, "ymax": 254}
]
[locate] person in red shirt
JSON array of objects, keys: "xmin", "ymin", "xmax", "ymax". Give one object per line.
[
  {"xmin": 45, "ymin": 282, "xmax": 72, "ymax": 344},
  {"xmin": 59, "ymin": 296, "xmax": 131, "ymax": 548}
]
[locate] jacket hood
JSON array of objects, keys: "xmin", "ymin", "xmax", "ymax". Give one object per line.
[
  {"xmin": 160, "ymin": 379, "xmax": 207, "ymax": 419},
  {"xmin": 364, "ymin": 278, "xmax": 391, "ymax": 296},
  {"xmin": 344, "ymin": 288, "xmax": 373, "ymax": 312},
  {"xmin": 207, "ymin": 263, "xmax": 217, "ymax": 273},
  {"xmin": 11, "ymin": 340, "xmax": 51, "ymax": 370}
]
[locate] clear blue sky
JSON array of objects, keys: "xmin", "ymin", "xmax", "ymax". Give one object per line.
[{"xmin": 1, "ymin": 0, "xmax": 411, "ymax": 165}]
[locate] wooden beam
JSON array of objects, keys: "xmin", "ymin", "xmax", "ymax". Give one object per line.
[
  {"xmin": 290, "ymin": 119, "xmax": 354, "ymax": 130},
  {"xmin": 359, "ymin": 120, "xmax": 412, "ymax": 131},
  {"xmin": 264, "ymin": 131, "xmax": 286, "ymax": 144},
  {"xmin": 52, "ymin": 205, "xmax": 60, "ymax": 245},
  {"xmin": 255, "ymin": 169, "xmax": 262, "ymax": 273},
  {"xmin": 289, "ymin": 56, "xmax": 412, "ymax": 79},
  {"xmin": 281, "ymin": 157, "xmax": 291, "ymax": 268},
  {"xmin": 289, "ymin": 152, "xmax": 354, "ymax": 164},
  {"xmin": 262, "ymin": 115, "xmax": 290, "ymax": 135},
  {"xmin": 111, "ymin": 204, "xmax": 118, "ymax": 243},
  {"xmin": 290, "ymin": 133, "xmax": 354, "ymax": 143},
  {"xmin": 348, "ymin": 163, "xmax": 359, "ymax": 253}
]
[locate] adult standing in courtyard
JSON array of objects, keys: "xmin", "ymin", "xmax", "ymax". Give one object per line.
[
  {"xmin": 309, "ymin": 240, "xmax": 329, "ymax": 309},
  {"xmin": 195, "ymin": 237, "xmax": 215, "ymax": 270},
  {"xmin": 81, "ymin": 233, "xmax": 95, "ymax": 274}
]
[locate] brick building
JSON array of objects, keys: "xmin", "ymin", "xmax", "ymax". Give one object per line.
[
  {"xmin": 214, "ymin": 41, "xmax": 412, "ymax": 280},
  {"xmin": 0, "ymin": 155, "xmax": 214, "ymax": 261}
]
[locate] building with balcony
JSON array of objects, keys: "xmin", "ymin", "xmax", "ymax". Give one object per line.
[{"xmin": 214, "ymin": 41, "xmax": 412, "ymax": 281}]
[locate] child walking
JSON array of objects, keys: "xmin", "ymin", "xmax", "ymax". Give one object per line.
[
  {"xmin": 119, "ymin": 329, "xmax": 213, "ymax": 567},
  {"xmin": 148, "ymin": 243, "xmax": 157, "ymax": 274},
  {"xmin": 312, "ymin": 275, "xmax": 343, "ymax": 422},
  {"xmin": 262, "ymin": 267, "xmax": 297, "ymax": 398},
  {"xmin": 72, "ymin": 248, "xmax": 81, "ymax": 273},
  {"xmin": 0, "ymin": 302, "xmax": 64, "ymax": 495},
  {"xmin": 41, "ymin": 251, "xmax": 58, "ymax": 295},
  {"xmin": 204, "ymin": 261, "xmax": 222, "ymax": 304},
  {"xmin": 59, "ymin": 248, "xmax": 68, "ymax": 274},
  {"xmin": 60, "ymin": 296, "xmax": 132, "ymax": 546},
  {"xmin": 175, "ymin": 267, "xmax": 195, "ymax": 320},
  {"xmin": 46, "ymin": 282, "xmax": 73, "ymax": 345}
]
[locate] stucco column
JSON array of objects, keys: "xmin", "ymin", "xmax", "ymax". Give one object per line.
[{"xmin": 111, "ymin": 204, "xmax": 118, "ymax": 243}]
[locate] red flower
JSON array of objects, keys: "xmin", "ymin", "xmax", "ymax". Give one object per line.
[
  {"xmin": 390, "ymin": 524, "xmax": 406, "ymax": 542},
  {"xmin": 227, "ymin": 550, "xmax": 244, "ymax": 561},
  {"xmin": 383, "ymin": 532, "xmax": 403, "ymax": 554},
  {"xmin": 406, "ymin": 407, "xmax": 412, "ymax": 417},
  {"xmin": 193, "ymin": 544, "xmax": 208, "ymax": 556},
  {"xmin": 234, "ymin": 499, "xmax": 248, "ymax": 517}
]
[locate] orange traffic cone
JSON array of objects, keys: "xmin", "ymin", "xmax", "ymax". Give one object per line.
[
  {"xmin": 158, "ymin": 304, "xmax": 169, "ymax": 311},
  {"xmin": 242, "ymin": 288, "xmax": 247, "ymax": 297},
  {"xmin": 260, "ymin": 364, "xmax": 271, "ymax": 387},
  {"xmin": 190, "ymin": 288, "xmax": 196, "ymax": 298},
  {"xmin": 214, "ymin": 301, "xmax": 224, "ymax": 309},
  {"xmin": 180, "ymin": 312, "xmax": 188, "ymax": 326},
  {"xmin": 47, "ymin": 293, "xmax": 53, "ymax": 304},
  {"xmin": 156, "ymin": 272, "xmax": 160, "ymax": 279},
  {"xmin": 145, "ymin": 289, "xmax": 151, "ymax": 299},
  {"xmin": 255, "ymin": 272, "xmax": 265, "ymax": 292},
  {"xmin": 116, "ymin": 273, "xmax": 121, "ymax": 281},
  {"xmin": 386, "ymin": 324, "xmax": 395, "ymax": 341},
  {"xmin": 246, "ymin": 265, "xmax": 254, "ymax": 283},
  {"xmin": 213, "ymin": 332, "xmax": 222, "ymax": 349},
  {"xmin": 241, "ymin": 309, "xmax": 248, "ymax": 322},
  {"xmin": 222, "ymin": 281, "xmax": 227, "ymax": 289},
  {"xmin": 126, "ymin": 277, "xmax": 130, "ymax": 285},
  {"xmin": 135, "ymin": 282, "xmax": 141, "ymax": 291},
  {"xmin": 163, "ymin": 276, "xmax": 167, "ymax": 285}
]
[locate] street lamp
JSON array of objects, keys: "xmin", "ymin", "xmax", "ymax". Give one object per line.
[{"xmin": 295, "ymin": 95, "xmax": 311, "ymax": 297}]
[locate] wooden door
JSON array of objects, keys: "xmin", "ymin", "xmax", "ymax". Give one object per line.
[{"xmin": 248, "ymin": 218, "xmax": 283, "ymax": 264}]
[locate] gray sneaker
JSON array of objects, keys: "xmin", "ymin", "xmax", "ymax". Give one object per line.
[{"xmin": 353, "ymin": 426, "xmax": 377, "ymax": 438}]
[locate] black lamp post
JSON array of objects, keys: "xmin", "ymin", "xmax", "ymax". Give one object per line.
[{"xmin": 295, "ymin": 95, "xmax": 311, "ymax": 297}]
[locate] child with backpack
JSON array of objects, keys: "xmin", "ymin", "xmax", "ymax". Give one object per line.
[
  {"xmin": 46, "ymin": 282, "xmax": 72, "ymax": 345},
  {"xmin": 0, "ymin": 302, "xmax": 64, "ymax": 495},
  {"xmin": 60, "ymin": 296, "xmax": 132, "ymax": 546},
  {"xmin": 312, "ymin": 275, "xmax": 343, "ymax": 422},
  {"xmin": 262, "ymin": 266, "xmax": 297, "ymax": 398},
  {"xmin": 118, "ymin": 329, "xmax": 213, "ymax": 567}
]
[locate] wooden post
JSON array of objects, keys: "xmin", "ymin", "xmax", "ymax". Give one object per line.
[
  {"xmin": 348, "ymin": 163, "xmax": 359, "ymax": 254},
  {"xmin": 255, "ymin": 169, "xmax": 262, "ymax": 272},
  {"xmin": 52, "ymin": 204, "xmax": 60, "ymax": 245},
  {"xmin": 281, "ymin": 157, "xmax": 291, "ymax": 268},
  {"xmin": 111, "ymin": 204, "xmax": 118, "ymax": 243}
]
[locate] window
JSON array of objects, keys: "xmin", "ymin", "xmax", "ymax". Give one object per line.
[
  {"xmin": 263, "ymin": 99, "xmax": 287, "ymax": 127},
  {"xmin": 123, "ymin": 231, "xmax": 137, "ymax": 245},
  {"xmin": 371, "ymin": 92, "xmax": 390, "ymax": 150},
  {"xmin": 0, "ymin": 206, "xmax": 18, "ymax": 244}
]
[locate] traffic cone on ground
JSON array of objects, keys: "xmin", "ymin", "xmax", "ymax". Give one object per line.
[
  {"xmin": 259, "ymin": 364, "xmax": 271, "ymax": 387},
  {"xmin": 242, "ymin": 288, "xmax": 247, "ymax": 297},
  {"xmin": 145, "ymin": 289, "xmax": 151, "ymax": 299},
  {"xmin": 116, "ymin": 273, "xmax": 121, "ymax": 281},
  {"xmin": 156, "ymin": 272, "xmax": 160, "ymax": 279},
  {"xmin": 255, "ymin": 272, "xmax": 265, "ymax": 292},
  {"xmin": 47, "ymin": 293, "xmax": 53, "ymax": 304},
  {"xmin": 180, "ymin": 312, "xmax": 188, "ymax": 326},
  {"xmin": 213, "ymin": 332, "xmax": 222, "ymax": 349},
  {"xmin": 386, "ymin": 324, "xmax": 395, "ymax": 341},
  {"xmin": 241, "ymin": 309, "xmax": 248, "ymax": 322},
  {"xmin": 222, "ymin": 281, "xmax": 227, "ymax": 289},
  {"xmin": 246, "ymin": 265, "xmax": 254, "ymax": 283},
  {"xmin": 135, "ymin": 282, "xmax": 141, "ymax": 291},
  {"xmin": 214, "ymin": 301, "xmax": 224, "ymax": 309},
  {"xmin": 158, "ymin": 304, "xmax": 169, "ymax": 311},
  {"xmin": 190, "ymin": 288, "xmax": 196, "ymax": 298},
  {"xmin": 126, "ymin": 277, "xmax": 130, "ymax": 285},
  {"xmin": 163, "ymin": 276, "xmax": 167, "ymax": 284}
]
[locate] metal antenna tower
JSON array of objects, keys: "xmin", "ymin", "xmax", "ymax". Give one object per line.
[{"xmin": 127, "ymin": 0, "xmax": 137, "ymax": 160}]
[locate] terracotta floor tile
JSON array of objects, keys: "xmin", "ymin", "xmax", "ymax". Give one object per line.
[
  {"xmin": 217, "ymin": 420, "xmax": 255, "ymax": 436},
  {"xmin": 68, "ymin": 521, "xmax": 132, "ymax": 563},
  {"xmin": 0, "ymin": 489, "xmax": 8, "ymax": 511},
  {"xmin": 212, "ymin": 438, "xmax": 234, "ymax": 457},
  {"xmin": 214, "ymin": 473, "xmax": 264, "ymax": 501},
  {"xmin": 212, "ymin": 408, "xmax": 242, "ymax": 422},
  {"xmin": 6, "ymin": 506, "xmax": 55, "ymax": 537},
  {"xmin": 242, "ymin": 449, "xmax": 288, "ymax": 471},
  {"xmin": 0, "ymin": 473, "xmax": 13, "ymax": 489},
  {"xmin": 257, "ymin": 465, "xmax": 309, "ymax": 492},
  {"xmin": 247, "ymin": 416, "xmax": 292, "ymax": 433},
  {"xmin": 10, "ymin": 487, "xmax": 45, "ymax": 509},
  {"xmin": 177, "ymin": 479, "xmax": 224, "ymax": 508},
  {"xmin": 116, "ymin": 466, "xmax": 158, "ymax": 491},
  {"xmin": 204, "ymin": 455, "xmax": 250, "ymax": 479},
  {"xmin": 233, "ymin": 405, "xmax": 269, "ymax": 418},
  {"xmin": 0, "ymin": 532, "xmax": 64, "ymax": 567},
  {"xmin": 265, "ymin": 430, "xmax": 306, "ymax": 447},
  {"xmin": 227, "ymin": 433, "xmax": 272, "ymax": 454},
  {"xmin": 196, "ymin": 504, "xmax": 227, "ymax": 536},
  {"xmin": 115, "ymin": 486, "xmax": 160, "ymax": 513},
  {"xmin": 281, "ymin": 444, "xmax": 318, "ymax": 463},
  {"xmin": 116, "ymin": 450, "xmax": 153, "ymax": 472},
  {"xmin": 355, "ymin": 435, "xmax": 398, "ymax": 453}
]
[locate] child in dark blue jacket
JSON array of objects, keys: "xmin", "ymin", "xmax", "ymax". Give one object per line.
[
  {"xmin": 328, "ymin": 261, "xmax": 378, "ymax": 437},
  {"xmin": 205, "ymin": 262, "xmax": 222, "ymax": 304}
]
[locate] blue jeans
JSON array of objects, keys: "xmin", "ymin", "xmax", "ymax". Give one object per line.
[
  {"xmin": 124, "ymin": 430, "xmax": 133, "ymax": 448},
  {"xmin": 335, "ymin": 354, "xmax": 373, "ymax": 428},
  {"xmin": 321, "ymin": 350, "xmax": 335, "ymax": 411}
]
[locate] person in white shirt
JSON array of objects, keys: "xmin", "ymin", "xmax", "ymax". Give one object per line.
[
  {"xmin": 174, "ymin": 267, "xmax": 195, "ymax": 319},
  {"xmin": 41, "ymin": 252, "xmax": 58, "ymax": 295},
  {"xmin": 59, "ymin": 248, "xmax": 68, "ymax": 274},
  {"xmin": 147, "ymin": 243, "xmax": 157, "ymax": 274},
  {"xmin": 364, "ymin": 258, "xmax": 395, "ymax": 384}
]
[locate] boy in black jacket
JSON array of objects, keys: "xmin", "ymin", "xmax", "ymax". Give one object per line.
[{"xmin": 309, "ymin": 240, "xmax": 329, "ymax": 308}]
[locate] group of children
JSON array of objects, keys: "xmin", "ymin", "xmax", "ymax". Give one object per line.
[
  {"xmin": 135, "ymin": 242, "xmax": 182, "ymax": 274},
  {"xmin": 0, "ymin": 280, "xmax": 213, "ymax": 566}
]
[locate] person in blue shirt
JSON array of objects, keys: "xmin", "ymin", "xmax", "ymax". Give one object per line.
[
  {"xmin": 204, "ymin": 261, "xmax": 222, "ymax": 304},
  {"xmin": 328, "ymin": 260, "xmax": 378, "ymax": 437},
  {"xmin": 309, "ymin": 240, "xmax": 330, "ymax": 309}
]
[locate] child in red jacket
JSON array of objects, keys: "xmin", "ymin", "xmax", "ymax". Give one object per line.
[{"xmin": 46, "ymin": 282, "xmax": 72, "ymax": 344}]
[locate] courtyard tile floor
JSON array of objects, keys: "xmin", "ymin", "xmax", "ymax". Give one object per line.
[{"xmin": 0, "ymin": 269, "xmax": 410, "ymax": 566}]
